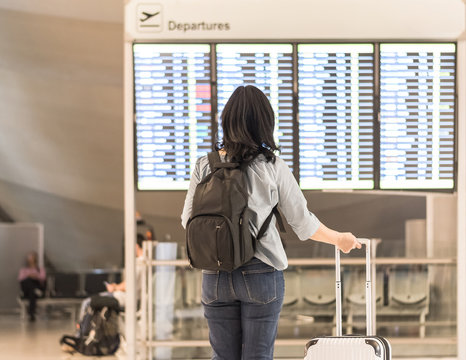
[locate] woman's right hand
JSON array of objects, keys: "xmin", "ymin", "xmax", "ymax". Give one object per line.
[{"xmin": 336, "ymin": 232, "xmax": 361, "ymax": 253}]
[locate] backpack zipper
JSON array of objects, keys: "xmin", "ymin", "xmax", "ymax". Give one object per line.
[{"xmin": 215, "ymin": 225, "xmax": 222, "ymax": 267}]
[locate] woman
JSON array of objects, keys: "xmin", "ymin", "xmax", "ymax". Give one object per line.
[
  {"xmin": 181, "ymin": 85, "xmax": 361, "ymax": 360},
  {"xmin": 18, "ymin": 252, "xmax": 46, "ymax": 322}
]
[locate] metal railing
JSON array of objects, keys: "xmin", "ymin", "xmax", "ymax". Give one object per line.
[{"xmin": 138, "ymin": 240, "xmax": 457, "ymax": 357}]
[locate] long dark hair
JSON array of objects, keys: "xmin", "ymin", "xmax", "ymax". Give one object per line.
[{"xmin": 216, "ymin": 85, "xmax": 279, "ymax": 164}]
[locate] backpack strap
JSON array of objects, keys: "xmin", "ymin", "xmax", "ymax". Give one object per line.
[
  {"xmin": 60, "ymin": 335, "xmax": 80, "ymax": 351},
  {"xmin": 272, "ymin": 206, "xmax": 286, "ymax": 233},
  {"xmin": 207, "ymin": 151, "xmax": 222, "ymax": 173},
  {"xmin": 256, "ymin": 205, "xmax": 286, "ymax": 240}
]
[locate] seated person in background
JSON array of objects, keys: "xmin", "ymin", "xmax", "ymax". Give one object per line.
[
  {"xmin": 77, "ymin": 234, "xmax": 145, "ymax": 325},
  {"xmin": 136, "ymin": 210, "xmax": 156, "ymax": 240},
  {"xmin": 18, "ymin": 252, "xmax": 46, "ymax": 322}
]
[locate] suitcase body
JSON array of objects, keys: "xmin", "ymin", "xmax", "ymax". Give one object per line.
[
  {"xmin": 304, "ymin": 239, "xmax": 392, "ymax": 359},
  {"xmin": 305, "ymin": 336, "xmax": 390, "ymax": 359}
]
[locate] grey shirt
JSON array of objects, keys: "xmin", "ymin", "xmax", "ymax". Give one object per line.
[{"xmin": 181, "ymin": 154, "xmax": 321, "ymax": 270}]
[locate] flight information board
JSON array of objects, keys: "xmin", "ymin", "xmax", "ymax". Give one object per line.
[
  {"xmin": 298, "ymin": 44, "xmax": 375, "ymax": 189},
  {"xmin": 133, "ymin": 42, "xmax": 456, "ymax": 191},
  {"xmin": 216, "ymin": 44, "xmax": 294, "ymax": 169},
  {"xmin": 133, "ymin": 44, "xmax": 212, "ymax": 190},
  {"xmin": 380, "ymin": 43, "xmax": 456, "ymax": 189}
]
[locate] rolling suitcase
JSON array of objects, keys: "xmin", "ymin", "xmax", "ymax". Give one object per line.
[{"xmin": 304, "ymin": 238, "xmax": 391, "ymax": 359}]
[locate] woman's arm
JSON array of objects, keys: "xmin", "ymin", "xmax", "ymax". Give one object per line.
[
  {"xmin": 106, "ymin": 280, "xmax": 126, "ymax": 293},
  {"xmin": 18, "ymin": 268, "xmax": 27, "ymax": 282},
  {"xmin": 181, "ymin": 158, "xmax": 203, "ymax": 228},
  {"xmin": 115, "ymin": 280, "xmax": 126, "ymax": 292},
  {"xmin": 310, "ymin": 223, "xmax": 361, "ymax": 253},
  {"xmin": 275, "ymin": 158, "xmax": 360, "ymax": 253},
  {"xmin": 18, "ymin": 268, "xmax": 46, "ymax": 282}
]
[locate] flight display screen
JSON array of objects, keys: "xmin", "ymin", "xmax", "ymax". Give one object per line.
[
  {"xmin": 298, "ymin": 44, "xmax": 375, "ymax": 189},
  {"xmin": 380, "ymin": 43, "xmax": 456, "ymax": 189},
  {"xmin": 133, "ymin": 44, "xmax": 212, "ymax": 190},
  {"xmin": 216, "ymin": 44, "xmax": 294, "ymax": 169},
  {"xmin": 133, "ymin": 42, "xmax": 456, "ymax": 191}
]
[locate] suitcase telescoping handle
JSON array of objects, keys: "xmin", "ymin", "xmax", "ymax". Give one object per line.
[{"xmin": 335, "ymin": 238, "xmax": 372, "ymax": 337}]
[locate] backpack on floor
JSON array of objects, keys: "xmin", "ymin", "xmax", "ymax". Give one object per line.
[
  {"xmin": 186, "ymin": 151, "xmax": 285, "ymax": 271},
  {"xmin": 60, "ymin": 295, "xmax": 120, "ymax": 356}
]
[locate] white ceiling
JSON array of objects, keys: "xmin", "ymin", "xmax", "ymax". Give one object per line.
[{"xmin": 0, "ymin": 0, "xmax": 123, "ymax": 23}]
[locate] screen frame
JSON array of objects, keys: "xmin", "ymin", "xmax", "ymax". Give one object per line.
[
  {"xmin": 296, "ymin": 42, "xmax": 376, "ymax": 190},
  {"xmin": 215, "ymin": 42, "xmax": 296, "ymax": 173},
  {"xmin": 132, "ymin": 43, "xmax": 215, "ymax": 192},
  {"xmin": 377, "ymin": 41, "xmax": 458, "ymax": 193},
  {"xmin": 132, "ymin": 40, "xmax": 457, "ymax": 193}
]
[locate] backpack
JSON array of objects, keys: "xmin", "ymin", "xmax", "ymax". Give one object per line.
[
  {"xmin": 60, "ymin": 295, "xmax": 120, "ymax": 356},
  {"xmin": 186, "ymin": 151, "xmax": 285, "ymax": 271}
]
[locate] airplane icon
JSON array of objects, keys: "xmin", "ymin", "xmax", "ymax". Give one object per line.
[{"xmin": 140, "ymin": 11, "xmax": 160, "ymax": 22}]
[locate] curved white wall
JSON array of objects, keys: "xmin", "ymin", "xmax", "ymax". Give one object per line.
[
  {"xmin": 0, "ymin": 8, "xmax": 123, "ymax": 209},
  {"xmin": 0, "ymin": 2, "xmax": 461, "ymax": 276},
  {"xmin": 0, "ymin": 0, "xmax": 123, "ymax": 23},
  {"xmin": 0, "ymin": 6, "xmax": 126, "ymax": 270}
]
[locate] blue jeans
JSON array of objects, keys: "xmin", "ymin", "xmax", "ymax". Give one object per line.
[{"xmin": 202, "ymin": 258, "xmax": 285, "ymax": 360}]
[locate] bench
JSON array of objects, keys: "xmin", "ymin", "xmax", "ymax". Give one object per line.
[{"xmin": 17, "ymin": 296, "xmax": 82, "ymax": 324}]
